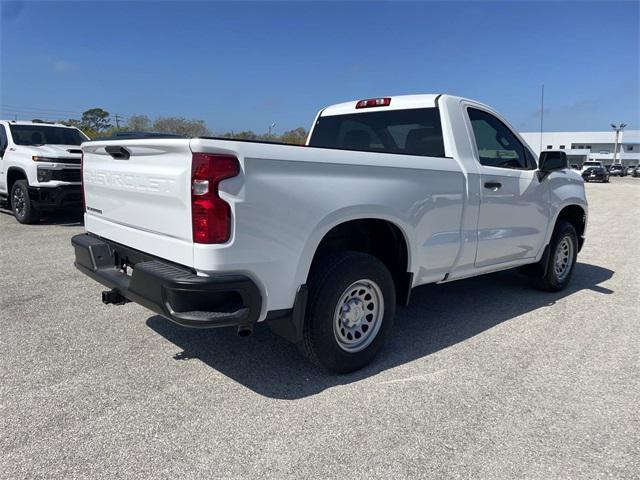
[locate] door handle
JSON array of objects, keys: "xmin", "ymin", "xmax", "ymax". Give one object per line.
[{"xmin": 484, "ymin": 182, "xmax": 502, "ymax": 191}]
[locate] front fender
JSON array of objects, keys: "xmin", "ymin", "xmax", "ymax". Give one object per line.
[{"xmin": 542, "ymin": 171, "xmax": 588, "ymax": 249}]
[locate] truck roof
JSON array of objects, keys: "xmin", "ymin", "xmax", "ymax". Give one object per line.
[
  {"xmin": 0, "ymin": 120, "xmax": 75, "ymax": 128},
  {"xmin": 320, "ymin": 94, "xmax": 442, "ymax": 117},
  {"xmin": 319, "ymin": 93, "xmax": 503, "ymax": 119}
]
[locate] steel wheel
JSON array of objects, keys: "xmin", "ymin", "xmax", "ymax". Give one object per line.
[
  {"xmin": 333, "ymin": 279, "xmax": 384, "ymax": 353},
  {"xmin": 553, "ymin": 236, "xmax": 574, "ymax": 281}
]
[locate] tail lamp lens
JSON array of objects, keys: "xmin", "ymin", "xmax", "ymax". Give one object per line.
[{"xmin": 191, "ymin": 153, "xmax": 240, "ymax": 244}]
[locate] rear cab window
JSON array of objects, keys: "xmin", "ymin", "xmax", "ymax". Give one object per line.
[{"xmin": 308, "ymin": 108, "xmax": 446, "ymax": 157}]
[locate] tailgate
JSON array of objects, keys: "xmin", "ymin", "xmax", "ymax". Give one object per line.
[{"xmin": 82, "ymin": 139, "xmax": 194, "ymax": 266}]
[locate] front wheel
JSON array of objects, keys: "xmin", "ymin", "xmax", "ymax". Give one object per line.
[
  {"xmin": 300, "ymin": 251, "xmax": 396, "ymax": 373},
  {"xmin": 10, "ymin": 180, "xmax": 40, "ymax": 224},
  {"xmin": 533, "ymin": 221, "xmax": 578, "ymax": 292}
]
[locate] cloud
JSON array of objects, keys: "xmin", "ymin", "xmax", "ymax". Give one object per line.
[{"xmin": 52, "ymin": 60, "xmax": 78, "ymax": 73}]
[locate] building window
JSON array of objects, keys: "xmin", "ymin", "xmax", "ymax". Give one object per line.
[
  {"xmin": 627, "ymin": 145, "xmax": 634, "ymax": 151},
  {"xmin": 586, "ymin": 145, "xmax": 591, "ymax": 149},
  {"xmin": 559, "ymin": 145, "xmax": 565, "ymax": 149},
  {"xmin": 546, "ymin": 145, "xmax": 553, "ymax": 149}
]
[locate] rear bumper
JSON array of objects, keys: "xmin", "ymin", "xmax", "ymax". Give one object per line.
[
  {"xmin": 71, "ymin": 233, "xmax": 262, "ymax": 328},
  {"xmin": 583, "ymin": 175, "xmax": 606, "ymax": 181},
  {"xmin": 28, "ymin": 185, "xmax": 82, "ymax": 209}
]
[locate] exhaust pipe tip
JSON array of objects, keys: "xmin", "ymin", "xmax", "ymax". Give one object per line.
[{"xmin": 237, "ymin": 325, "xmax": 253, "ymax": 337}]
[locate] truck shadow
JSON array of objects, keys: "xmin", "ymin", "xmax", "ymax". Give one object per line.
[
  {"xmin": 0, "ymin": 206, "xmax": 83, "ymax": 226},
  {"xmin": 146, "ymin": 262, "xmax": 613, "ymax": 400}
]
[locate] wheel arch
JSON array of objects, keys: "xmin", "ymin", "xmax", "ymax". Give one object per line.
[
  {"xmin": 553, "ymin": 204, "xmax": 587, "ymax": 251},
  {"xmin": 297, "ymin": 213, "xmax": 414, "ymax": 306},
  {"xmin": 7, "ymin": 167, "xmax": 28, "ymax": 192}
]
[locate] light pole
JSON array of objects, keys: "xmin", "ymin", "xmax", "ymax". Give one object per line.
[
  {"xmin": 268, "ymin": 122, "xmax": 276, "ymax": 138},
  {"xmin": 611, "ymin": 123, "xmax": 627, "ymax": 166}
]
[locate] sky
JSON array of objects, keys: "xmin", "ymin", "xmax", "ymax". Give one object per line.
[{"xmin": 1, "ymin": 0, "xmax": 639, "ymax": 134}]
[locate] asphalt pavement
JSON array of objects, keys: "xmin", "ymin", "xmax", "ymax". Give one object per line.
[{"xmin": 1, "ymin": 177, "xmax": 638, "ymax": 479}]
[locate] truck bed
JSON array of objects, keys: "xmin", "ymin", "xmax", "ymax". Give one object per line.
[{"xmin": 81, "ymin": 136, "xmax": 465, "ymax": 318}]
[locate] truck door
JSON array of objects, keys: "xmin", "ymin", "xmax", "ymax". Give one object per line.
[{"xmin": 466, "ymin": 107, "xmax": 549, "ymax": 267}]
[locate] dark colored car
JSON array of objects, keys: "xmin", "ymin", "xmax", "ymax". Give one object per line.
[
  {"xmin": 633, "ymin": 166, "xmax": 640, "ymax": 178},
  {"xmin": 582, "ymin": 167, "xmax": 609, "ymax": 183},
  {"xmin": 609, "ymin": 164, "xmax": 626, "ymax": 176}
]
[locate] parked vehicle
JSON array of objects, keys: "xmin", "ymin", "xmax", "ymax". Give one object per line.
[
  {"xmin": 609, "ymin": 164, "xmax": 626, "ymax": 177},
  {"xmin": 72, "ymin": 94, "xmax": 588, "ymax": 372},
  {"xmin": 580, "ymin": 160, "xmax": 604, "ymax": 173},
  {"xmin": 626, "ymin": 165, "xmax": 638, "ymax": 176},
  {"xmin": 582, "ymin": 166, "xmax": 609, "ymax": 183},
  {"xmin": 633, "ymin": 166, "xmax": 640, "ymax": 178},
  {"xmin": 0, "ymin": 120, "xmax": 87, "ymax": 223}
]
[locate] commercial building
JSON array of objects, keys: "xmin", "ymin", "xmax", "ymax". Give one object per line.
[{"xmin": 520, "ymin": 130, "xmax": 640, "ymax": 167}]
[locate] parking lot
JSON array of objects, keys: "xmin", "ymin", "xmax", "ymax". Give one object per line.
[{"xmin": 1, "ymin": 177, "xmax": 638, "ymax": 479}]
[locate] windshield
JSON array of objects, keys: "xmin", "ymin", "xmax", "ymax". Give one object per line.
[
  {"xmin": 583, "ymin": 162, "xmax": 600, "ymax": 167},
  {"xmin": 9, "ymin": 125, "xmax": 88, "ymax": 146}
]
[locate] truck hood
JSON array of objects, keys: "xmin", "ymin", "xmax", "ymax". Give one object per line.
[{"xmin": 21, "ymin": 144, "xmax": 83, "ymax": 157}]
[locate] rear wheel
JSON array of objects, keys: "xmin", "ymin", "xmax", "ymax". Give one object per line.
[
  {"xmin": 300, "ymin": 251, "xmax": 396, "ymax": 373},
  {"xmin": 10, "ymin": 180, "xmax": 39, "ymax": 224}
]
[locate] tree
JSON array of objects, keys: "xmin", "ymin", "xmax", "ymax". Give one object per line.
[
  {"xmin": 58, "ymin": 118, "xmax": 83, "ymax": 129},
  {"xmin": 152, "ymin": 117, "xmax": 210, "ymax": 137},
  {"xmin": 81, "ymin": 108, "xmax": 111, "ymax": 132},
  {"xmin": 280, "ymin": 127, "xmax": 308, "ymax": 145},
  {"xmin": 222, "ymin": 130, "xmax": 258, "ymax": 140},
  {"xmin": 126, "ymin": 114, "xmax": 151, "ymax": 131}
]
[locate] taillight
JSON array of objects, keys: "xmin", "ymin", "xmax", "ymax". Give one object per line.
[
  {"xmin": 191, "ymin": 153, "xmax": 240, "ymax": 244},
  {"xmin": 355, "ymin": 97, "xmax": 391, "ymax": 109}
]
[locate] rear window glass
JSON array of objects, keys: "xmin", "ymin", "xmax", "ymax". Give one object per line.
[
  {"xmin": 9, "ymin": 125, "xmax": 88, "ymax": 146},
  {"xmin": 309, "ymin": 108, "xmax": 446, "ymax": 157}
]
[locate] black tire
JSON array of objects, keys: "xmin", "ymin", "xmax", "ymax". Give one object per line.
[
  {"xmin": 532, "ymin": 221, "xmax": 578, "ymax": 292},
  {"xmin": 300, "ymin": 251, "xmax": 396, "ymax": 373},
  {"xmin": 10, "ymin": 180, "xmax": 40, "ymax": 224}
]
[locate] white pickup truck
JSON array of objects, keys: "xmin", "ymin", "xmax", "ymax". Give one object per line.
[
  {"xmin": 0, "ymin": 120, "xmax": 87, "ymax": 223},
  {"xmin": 72, "ymin": 94, "xmax": 588, "ymax": 372}
]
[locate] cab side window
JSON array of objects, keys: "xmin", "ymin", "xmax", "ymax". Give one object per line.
[
  {"xmin": 467, "ymin": 108, "xmax": 527, "ymax": 169},
  {"xmin": 0, "ymin": 125, "xmax": 8, "ymax": 157}
]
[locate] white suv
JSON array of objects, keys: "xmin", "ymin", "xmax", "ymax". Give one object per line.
[{"xmin": 0, "ymin": 120, "xmax": 88, "ymax": 223}]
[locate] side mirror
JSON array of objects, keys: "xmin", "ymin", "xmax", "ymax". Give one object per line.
[{"xmin": 539, "ymin": 151, "xmax": 568, "ymax": 172}]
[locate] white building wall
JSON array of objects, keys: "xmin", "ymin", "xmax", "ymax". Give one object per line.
[{"xmin": 520, "ymin": 130, "xmax": 640, "ymax": 166}]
